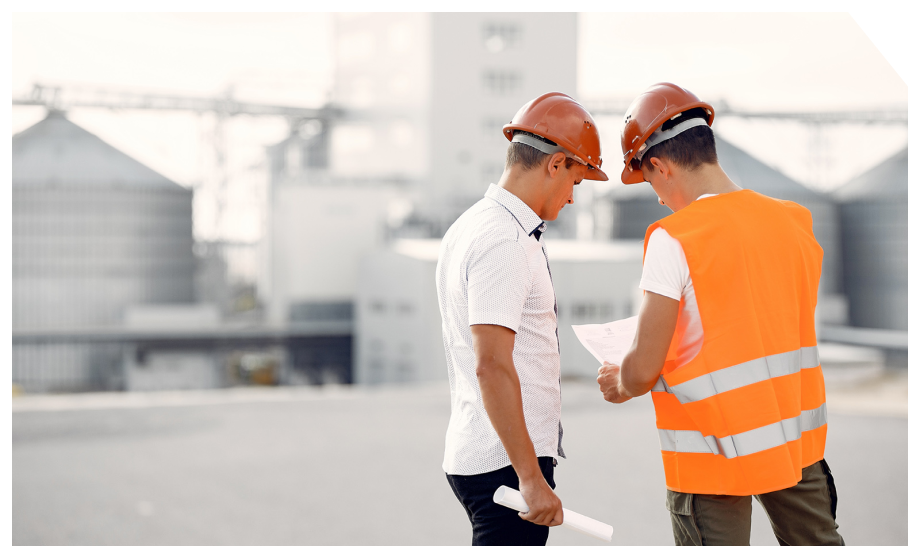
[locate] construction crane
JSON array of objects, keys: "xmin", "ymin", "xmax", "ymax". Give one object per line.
[
  {"xmin": 13, "ymin": 83, "xmax": 346, "ymax": 241},
  {"xmin": 13, "ymin": 83, "xmax": 341, "ymax": 122}
]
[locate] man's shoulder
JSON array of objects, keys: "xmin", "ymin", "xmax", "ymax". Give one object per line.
[{"xmin": 447, "ymin": 198, "xmax": 523, "ymax": 244}]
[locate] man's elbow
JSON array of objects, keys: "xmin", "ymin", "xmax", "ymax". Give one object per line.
[
  {"xmin": 475, "ymin": 360, "xmax": 511, "ymax": 383},
  {"xmin": 622, "ymin": 355, "xmax": 661, "ymax": 397},
  {"xmin": 623, "ymin": 377, "xmax": 654, "ymax": 398},
  {"xmin": 475, "ymin": 362, "xmax": 497, "ymax": 380}
]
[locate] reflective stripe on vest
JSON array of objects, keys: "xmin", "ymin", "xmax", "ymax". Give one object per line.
[
  {"xmin": 658, "ymin": 403, "xmax": 827, "ymax": 459},
  {"xmin": 651, "ymin": 346, "xmax": 820, "ymax": 404}
]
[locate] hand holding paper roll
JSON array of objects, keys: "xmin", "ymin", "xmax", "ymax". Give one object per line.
[{"xmin": 493, "ymin": 486, "xmax": 613, "ymax": 542}]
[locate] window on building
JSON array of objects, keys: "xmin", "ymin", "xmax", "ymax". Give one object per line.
[
  {"xmin": 482, "ymin": 23, "xmax": 522, "ymax": 53},
  {"xmin": 482, "ymin": 70, "xmax": 522, "ymax": 96},
  {"xmin": 571, "ymin": 302, "xmax": 616, "ymax": 323},
  {"xmin": 289, "ymin": 301, "xmax": 354, "ymax": 322}
]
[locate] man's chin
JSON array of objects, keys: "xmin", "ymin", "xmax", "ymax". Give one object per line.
[{"xmin": 542, "ymin": 208, "xmax": 567, "ymax": 222}]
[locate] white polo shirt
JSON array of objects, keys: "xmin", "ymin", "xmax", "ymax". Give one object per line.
[{"xmin": 436, "ymin": 183, "xmax": 564, "ymax": 476}]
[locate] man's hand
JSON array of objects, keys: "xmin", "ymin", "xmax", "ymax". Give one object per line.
[
  {"xmin": 597, "ymin": 361, "xmax": 632, "ymax": 404},
  {"xmin": 518, "ymin": 475, "xmax": 564, "ymax": 527}
]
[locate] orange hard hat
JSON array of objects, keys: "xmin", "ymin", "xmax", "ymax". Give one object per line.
[
  {"xmin": 619, "ymin": 83, "xmax": 715, "ymax": 184},
  {"xmin": 503, "ymin": 92, "xmax": 608, "ymax": 181}
]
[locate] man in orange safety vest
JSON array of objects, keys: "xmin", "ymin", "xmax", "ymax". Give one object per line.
[{"xmin": 596, "ymin": 82, "xmax": 845, "ymax": 546}]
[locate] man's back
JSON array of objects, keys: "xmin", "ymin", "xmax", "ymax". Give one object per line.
[{"xmin": 648, "ymin": 189, "xmax": 826, "ymax": 495}]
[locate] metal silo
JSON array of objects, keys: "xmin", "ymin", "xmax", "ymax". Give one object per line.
[
  {"xmin": 608, "ymin": 134, "xmax": 842, "ymax": 294},
  {"xmin": 835, "ymin": 147, "xmax": 907, "ymax": 331},
  {"xmin": 12, "ymin": 112, "xmax": 196, "ymax": 392}
]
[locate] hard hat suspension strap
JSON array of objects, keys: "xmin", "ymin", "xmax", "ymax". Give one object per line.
[
  {"xmin": 511, "ymin": 133, "xmax": 588, "ymax": 167},
  {"xmin": 635, "ymin": 117, "xmax": 709, "ymax": 162}
]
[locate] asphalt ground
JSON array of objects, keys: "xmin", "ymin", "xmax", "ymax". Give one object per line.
[{"xmin": 12, "ymin": 372, "xmax": 908, "ymax": 545}]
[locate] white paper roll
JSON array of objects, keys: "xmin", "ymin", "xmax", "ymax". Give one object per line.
[{"xmin": 492, "ymin": 485, "xmax": 613, "ymax": 542}]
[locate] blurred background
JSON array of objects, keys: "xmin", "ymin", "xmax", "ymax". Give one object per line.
[{"xmin": 11, "ymin": 12, "xmax": 908, "ymax": 545}]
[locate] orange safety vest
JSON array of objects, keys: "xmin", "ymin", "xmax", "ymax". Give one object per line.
[{"xmin": 644, "ymin": 189, "xmax": 827, "ymax": 496}]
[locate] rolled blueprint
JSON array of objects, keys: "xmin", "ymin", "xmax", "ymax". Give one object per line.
[{"xmin": 492, "ymin": 485, "xmax": 613, "ymax": 542}]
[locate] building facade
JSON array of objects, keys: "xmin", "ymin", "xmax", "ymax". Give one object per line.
[{"xmin": 331, "ymin": 13, "xmax": 578, "ymax": 233}]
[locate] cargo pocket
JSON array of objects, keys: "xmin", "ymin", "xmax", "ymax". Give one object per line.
[
  {"xmin": 666, "ymin": 490, "xmax": 693, "ymax": 515},
  {"xmin": 666, "ymin": 490, "xmax": 701, "ymax": 546}
]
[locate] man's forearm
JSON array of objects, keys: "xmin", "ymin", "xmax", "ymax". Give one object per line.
[
  {"xmin": 619, "ymin": 292, "xmax": 680, "ymax": 397},
  {"xmin": 477, "ymin": 363, "xmax": 542, "ymax": 482}
]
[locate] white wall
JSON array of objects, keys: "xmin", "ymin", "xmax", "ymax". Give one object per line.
[
  {"xmin": 429, "ymin": 13, "xmax": 577, "ymax": 220},
  {"xmin": 268, "ymin": 184, "xmax": 398, "ymax": 324},
  {"xmin": 354, "ymin": 246, "xmax": 443, "ymax": 385}
]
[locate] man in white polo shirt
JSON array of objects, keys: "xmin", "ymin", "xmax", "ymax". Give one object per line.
[{"xmin": 436, "ymin": 92, "xmax": 608, "ymax": 545}]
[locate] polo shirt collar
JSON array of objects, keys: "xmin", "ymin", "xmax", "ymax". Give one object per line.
[{"xmin": 484, "ymin": 183, "xmax": 546, "ymax": 239}]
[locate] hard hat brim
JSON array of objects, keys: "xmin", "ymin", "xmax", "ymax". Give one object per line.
[
  {"xmin": 586, "ymin": 166, "xmax": 609, "ymax": 181},
  {"xmin": 621, "ymin": 165, "xmax": 644, "ymax": 185}
]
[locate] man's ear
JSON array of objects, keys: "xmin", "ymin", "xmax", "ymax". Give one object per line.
[
  {"xmin": 546, "ymin": 152, "xmax": 567, "ymax": 178},
  {"xmin": 647, "ymin": 156, "xmax": 670, "ymax": 180}
]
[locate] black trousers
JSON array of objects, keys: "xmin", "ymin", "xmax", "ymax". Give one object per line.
[{"xmin": 446, "ymin": 456, "xmax": 556, "ymax": 546}]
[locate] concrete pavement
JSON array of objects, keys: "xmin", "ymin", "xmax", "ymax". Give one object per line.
[{"xmin": 12, "ymin": 372, "xmax": 908, "ymax": 545}]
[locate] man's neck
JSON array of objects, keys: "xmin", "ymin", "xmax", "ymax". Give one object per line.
[
  {"xmin": 497, "ymin": 167, "xmax": 545, "ymax": 217},
  {"xmin": 676, "ymin": 163, "xmax": 741, "ymax": 207}
]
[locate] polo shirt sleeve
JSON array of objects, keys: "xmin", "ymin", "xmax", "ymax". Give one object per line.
[
  {"xmin": 467, "ymin": 238, "xmax": 530, "ymax": 333},
  {"xmin": 640, "ymin": 227, "xmax": 690, "ymax": 301}
]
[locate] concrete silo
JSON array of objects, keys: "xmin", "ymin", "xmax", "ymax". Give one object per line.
[
  {"xmin": 609, "ymin": 134, "xmax": 843, "ymax": 296},
  {"xmin": 835, "ymin": 147, "xmax": 908, "ymax": 332},
  {"xmin": 12, "ymin": 111, "xmax": 196, "ymax": 392}
]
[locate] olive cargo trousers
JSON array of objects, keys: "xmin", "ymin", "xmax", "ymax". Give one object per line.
[{"xmin": 667, "ymin": 459, "xmax": 845, "ymax": 546}]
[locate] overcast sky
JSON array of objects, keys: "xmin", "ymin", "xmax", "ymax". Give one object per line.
[{"xmin": 11, "ymin": 11, "xmax": 910, "ymax": 241}]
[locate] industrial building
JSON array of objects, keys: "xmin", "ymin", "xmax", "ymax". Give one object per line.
[
  {"xmin": 834, "ymin": 147, "xmax": 908, "ymax": 366},
  {"xmin": 11, "ymin": 16, "xmax": 906, "ymax": 392},
  {"xmin": 836, "ymin": 147, "xmax": 908, "ymax": 330},
  {"xmin": 258, "ymin": 13, "xmax": 582, "ymax": 384},
  {"xmin": 12, "ymin": 112, "xmax": 196, "ymax": 392},
  {"xmin": 260, "ymin": 130, "xmax": 407, "ymax": 384}
]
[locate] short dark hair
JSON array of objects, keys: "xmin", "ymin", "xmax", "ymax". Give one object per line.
[
  {"xmin": 506, "ymin": 130, "xmax": 579, "ymax": 171},
  {"xmin": 641, "ymin": 108, "xmax": 718, "ymax": 173}
]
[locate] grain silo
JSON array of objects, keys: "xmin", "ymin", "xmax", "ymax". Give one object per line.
[
  {"xmin": 12, "ymin": 111, "xmax": 196, "ymax": 392},
  {"xmin": 835, "ymin": 147, "xmax": 908, "ymax": 332},
  {"xmin": 608, "ymin": 134, "xmax": 842, "ymax": 295}
]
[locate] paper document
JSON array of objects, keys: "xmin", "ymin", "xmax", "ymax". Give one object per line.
[
  {"xmin": 493, "ymin": 485, "xmax": 613, "ymax": 542},
  {"xmin": 571, "ymin": 315, "xmax": 639, "ymax": 365}
]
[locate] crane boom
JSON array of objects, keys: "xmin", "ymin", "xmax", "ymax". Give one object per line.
[{"xmin": 12, "ymin": 83, "xmax": 340, "ymax": 121}]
